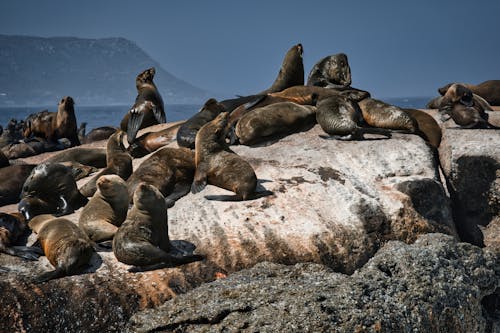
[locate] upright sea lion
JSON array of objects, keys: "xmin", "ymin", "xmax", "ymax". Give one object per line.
[
  {"xmin": 128, "ymin": 121, "xmax": 185, "ymax": 158},
  {"xmin": 79, "ymin": 130, "xmax": 133, "ymax": 197},
  {"xmin": 0, "ymin": 212, "xmax": 41, "ymax": 260},
  {"xmin": 44, "ymin": 147, "xmax": 107, "ymax": 169},
  {"xmin": 120, "ymin": 67, "xmax": 166, "ymax": 144},
  {"xmin": 127, "ymin": 147, "xmax": 195, "ymax": 207},
  {"xmin": 438, "ymin": 80, "xmax": 500, "ymax": 106},
  {"xmin": 79, "ymin": 175, "xmax": 129, "ymax": 242},
  {"xmin": 192, "ymin": 112, "xmax": 257, "ymax": 200},
  {"xmin": 316, "ymin": 95, "xmax": 391, "ymax": 140},
  {"xmin": 177, "ymin": 98, "xmax": 228, "ymax": 149},
  {"xmin": 235, "ymin": 101, "xmax": 317, "ymax": 145},
  {"xmin": 23, "ymin": 96, "xmax": 80, "ymax": 146},
  {"xmin": 28, "ymin": 214, "xmax": 95, "ymax": 283},
  {"xmin": 18, "ymin": 163, "xmax": 88, "ymax": 221},
  {"xmin": 307, "ymin": 53, "xmax": 352, "ymax": 89},
  {"xmin": 259, "ymin": 43, "xmax": 304, "ymax": 94},
  {"xmin": 113, "ymin": 183, "xmax": 203, "ymax": 270}
]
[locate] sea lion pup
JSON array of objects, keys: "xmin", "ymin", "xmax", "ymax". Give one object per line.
[
  {"xmin": 120, "ymin": 67, "xmax": 166, "ymax": 144},
  {"xmin": 259, "ymin": 43, "xmax": 304, "ymax": 94},
  {"xmin": 438, "ymin": 80, "xmax": 500, "ymax": 106},
  {"xmin": 28, "ymin": 214, "xmax": 95, "ymax": 283},
  {"xmin": 18, "ymin": 163, "xmax": 88, "ymax": 220},
  {"xmin": 235, "ymin": 101, "xmax": 317, "ymax": 145},
  {"xmin": 79, "ymin": 130, "xmax": 133, "ymax": 197},
  {"xmin": 192, "ymin": 112, "xmax": 257, "ymax": 200},
  {"xmin": 82, "ymin": 126, "xmax": 117, "ymax": 144},
  {"xmin": 113, "ymin": 183, "xmax": 203, "ymax": 270},
  {"xmin": 307, "ymin": 53, "xmax": 352, "ymax": 89},
  {"xmin": 0, "ymin": 212, "xmax": 41, "ymax": 260},
  {"xmin": 79, "ymin": 175, "xmax": 129, "ymax": 243},
  {"xmin": 316, "ymin": 95, "xmax": 391, "ymax": 140},
  {"xmin": 177, "ymin": 98, "xmax": 227, "ymax": 149},
  {"xmin": 23, "ymin": 96, "xmax": 80, "ymax": 147},
  {"xmin": 402, "ymin": 109, "xmax": 442, "ymax": 148},
  {"xmin": 44, "ymin": 147, "xmax": 107, "ymax": 169},
  {"xmin": 127, "ymin": 147, "xmax": 195, "ymax": 207}
]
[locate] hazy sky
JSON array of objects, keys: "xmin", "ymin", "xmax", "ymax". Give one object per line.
[{"xmin": 1, "ymin": 0, "xmax": 499, "ymax": 98}]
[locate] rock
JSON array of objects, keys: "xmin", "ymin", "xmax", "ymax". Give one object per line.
[{"xmin": 127, "ymin": 233, "xmax": 500, "ymax": 333}]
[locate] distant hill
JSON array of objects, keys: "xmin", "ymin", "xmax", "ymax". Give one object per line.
[{"xmin": 0, "ymin": 35, "xmax": 211, "ymax": 106}]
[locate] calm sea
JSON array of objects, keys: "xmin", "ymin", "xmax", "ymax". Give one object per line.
[{"xmin": 0, "ymin": 97, "xmax": 432, "ymax": 131}]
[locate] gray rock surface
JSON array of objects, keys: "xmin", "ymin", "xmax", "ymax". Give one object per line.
[{"xmin": 127, "ymin": 233, "xmax": 499, "ymax": 333}]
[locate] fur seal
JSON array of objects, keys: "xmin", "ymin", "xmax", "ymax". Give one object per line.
[
  {"xmin": 79, "ymin": 130, "xmax": 133, "ymax": 197},
  {"xmin": 18, "ymin": 163, "xmax": 88, "ymax": 221},
  {"xmin": 177, "ymin": 98, "xmax": 227, "ymax": 149},
  {"xmin": 357, "ymin": 98, "xmax": 420, "ymax": 132},
  {"xmin": 307, "ymin": 53, "xmax": 352, "ymax": 89},
  {"xmin": 127, "ymin": 147, "xmax": 195, "ymax": 207},
  {"xmin": 28, "ymin": 214, "xmax": 95, "ymax": 283},
  {"xmin": 192, "ymin": 112, "xmax": 257, "ymax": 199},
  {"xmin": 120, "ymin": 67, "xmax": 166, "ymax": 144},
  {"xmin": 112, "ymin": 183, "xmax": 203, "ymax": 270},
  {"xmin": 128, "ymin": 121, "xmax": 185, "ymax": 158},
  {"xmin": 259, "ymin": 43, "xmax": 304, "ymax": 94},
  {"xmin": 269, "ymin": 85, "xmax": 371, "ymax": 104},
  {"xmin": 23, "ymin": 96, "xmax": 80, "ymax": 146},
  {"xmin": 79, "ymin": 175, "xmax": 129, "ymax": 242},
  {"xmin": 235, "ymin": 101, "xmax": 317, "ymax": 145},
  {"xmin": 316, "ymin": 95, "xmax": 392, "ymax": 140},
  {"xmin": 44, "ymin": 147, "xmax": 107, "ymax": 169},
  {"xmin": 0, "ymin": 119, "xmax": 24, "ymax": 149},
  {"xmin": 82, "ymin": 126, "xmax": 117, "ymax": 144},
  {"xmin": 0, "ymin": 212, "xmax": 41, "ymax": 260},
  {"xmin": 402, "ymin": 109, "xmax": 442, "ymax": 148},
  {"xmin": 438, "ymin": 80, "xmax": 500, "ymax": 106},
  {"xmin": 2, "ymin": 137, "xmax": 70, "ymax": 160}
]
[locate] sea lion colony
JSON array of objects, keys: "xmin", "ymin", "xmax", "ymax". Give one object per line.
[{"xmin": 0, "ymin": 44, "xmax": 498, "ymax": 283}]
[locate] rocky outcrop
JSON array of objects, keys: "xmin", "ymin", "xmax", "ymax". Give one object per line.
[{"xmin": 127, "ymin": 233, "xmax": 499, "ymax": 333}]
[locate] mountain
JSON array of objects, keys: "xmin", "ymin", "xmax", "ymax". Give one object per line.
[{"xmin": 0, "ymin": 35, "xmax": 211, "ymax": 106}]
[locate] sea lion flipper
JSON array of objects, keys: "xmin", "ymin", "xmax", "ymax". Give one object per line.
[
  {"xmin": 151, "ymin": 103, "xmax": 166, "ymax": 124},
  {"xmin": 191, "ymin": 167, "xmax": 208, "ymax": 194},
  {"xmin": 5, "ymin": 246, "xmax": 42, "ymax": 261},
  {"xmin": 127, "ymin": 107, "xmax": 145, "ymax": 144},
  {"xmin": 33, "ymin": 268, "xmax": 65, "ymax": 284}
]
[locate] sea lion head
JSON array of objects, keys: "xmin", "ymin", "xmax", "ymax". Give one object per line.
[
  {"xmin": 442, "ymin": 83, "xmax": 474, "ymax": 107},
  {"xmin": 136, "ymin": 67, "xmax": 156, "ymax": 86},
  {"xmin": 327, "ymin": 53, "xmax": 351, "ymax": 87},
  {"xmin": 133, "ymin": 182, "xmax": 165, "ymax": 213},
  {"xmin": 96, "ymin": 174, "xmax": 128, "ymax": 199},
  {"xmin": 59, "ymin": 96, "xmax": 75, "ymax": 108}
]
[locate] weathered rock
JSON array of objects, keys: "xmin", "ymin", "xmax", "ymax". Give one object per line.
[{"xmin": 127, "ymin": 233, "xmax": 500, "ymax": 333}]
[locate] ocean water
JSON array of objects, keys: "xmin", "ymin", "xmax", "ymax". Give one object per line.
[{"xmin": 0, "ymin": 97, "xmax": 433, "ymax": 131}]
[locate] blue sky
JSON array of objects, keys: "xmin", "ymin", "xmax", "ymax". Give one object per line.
[{"xmin": 1, "ymin": 0, "xmax": 499, "ymax": 98}]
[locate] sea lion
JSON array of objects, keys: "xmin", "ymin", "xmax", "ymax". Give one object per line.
[
  {"xmin": 18, "ymin": 163, "xmax": 88, "ymax": 221},
  {"xmin": 112, "ymin": 183, "xmax": 203, "ymax": 270},
  {"xmin": 0, "ymin": 164, "xmax": 36, "ymax": 206},
  {"xmin": 127, "ymin": 147, "xmax": 195, "ymax": 207},
  {"xmin": 192, "ymin": 112, "xmax": 257, "ymax": 200},
  {"xmin": 0, "ymin": 150, "xmax": 9, "ymax": 168},
  {"xmin": 402, "ymin": 109, "xmax": 442, "ymax": 148},
  {"xmin": 82, "ymin": 126, "xmax": 117, "ymax": 144},
  {"xmin": 79, "ymin": 175, "xmax": 129, "ymax": 242},
  {"xmin": 235, "ymin": 101, "xmax": 317, "ymax": 145},
  {"xmin": 426, "ymin": 93, "xmax": 492, "ymax": 111},
  {"xmin": 177, "ymin": 98, "xmax": 227, "ymax": 149},
  {"xmin": 0, "ymin": 212, "xmax": 41, "ymax": 260},
  {"xmin": 357, "ymin": 98, "xmax": 420, "ymax": 132},
  {"xmin": 128, "ymin": 121, "xmax": 184, "ymax": 158},
  {"xmin": 269, "ymin": 85, "xmax": 371, "ymax": 104},
  {"xmin": 307, "ymin": 53, "xmax": 352, "ymax": 89},
  {"xmin": 120, "ymin": 67, "xmax": 166, "ymax": 144},
  {"xmin": 79, "ymin": 130, "xmax": 133, "ymax": 197},
  {"xmin": 316, "ymin": 95, "xmax": 392, "ymax": 140},
  {"xmin": 0, "ymin": 119, "xmax": 24, "ymax": 149},
  {"xmin": 259, "ymin": 43, "xmax": 304, "ymax": 94},
  {"xmin": 28, "ymin": 214, "xmax": 95, "ymax": 283},
  {"xmin": 438, "ymin": 80, "xmax": 500, "ymax": 106},
  {"xmin": 44, "ymin": 147, "xmax": 107, "ymax": 168},
  {"xmin": 23, "ymin": 96, "xmax": 80, "ymax": 146}
]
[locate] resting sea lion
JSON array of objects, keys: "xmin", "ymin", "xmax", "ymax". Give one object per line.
[
  {"xmin": 0, "ymin": 212, "xmax": 41, "ymax": 260},
  {"xmin": 192, "ymin": 112, "xmax": 257, "ymax": 200},
  {"xmin": 79, "ymin": 130, "xmax": 133, "ymax": 197},
  {"xmin": 23, "ymin": 96, "xmax": 80, "ymax": 146},
  {"xmin": 2, "ymin": 137, "xmax": 71, "ymax": 160},
  {"xmin": 316, "ymin": 95, "xmax": 391, "ymax": 140},
  {"xmin": 79, "ymin": 175, "xmax": 129, "ymax": 242},
  {"xmin": 438, "ymin": 80, "xmax": 500, "ymax": 106},
  {"xmin": 235, "ymin": 101, "xmax": 317, "ymax": 145},
  {"xmin": 28, "ymin": 214, "xmax": 95, "ymax": 283},
  {"xmin": 0, "ymin": 119, "xmax": 24, "ymax": 149},
  {"xmin": 113, "ymin": 183, "xmax": 203, "ymax": 270},
  {"xmin": 127, "ymin": 147, "xmax": 195, "ymax": 207},
  {"xmin": 357, "ymin": 98, "xmax": 420, "ymax": 132},
  {"xmin": 269, "ymin": 85, "xmax": 370, "ymax": 104},
  {"xmin": 44, "ymin": 147, "xmax": 107, "ymax": 168},
  {"xmin": 82, "ymin": 126, "xmax": 117, "ymax": 144},
  {"xmin": 307, "ymin": 53, "xmax": 352, "ymax": 89},
  {"xmin": 128, "ymin": 121, "xmax": 185, "ymax": 158},
  {"xmin": 120, "ymin": 67, "xmax": 166, "ymax": 144},
  {"xmin": 402, "ymin": 109, "xmax": 442, "ymax": 148},
  {"xmin": 0, "ymin": 164, "xmax": 36, "ymax": 206},
  {"xmin": 18, "ymin": 163, "xmax": 88, "ymax": 220},
  {"xmin": 259, "ymin": 43, "xmax": 304, "ymax": 94}
]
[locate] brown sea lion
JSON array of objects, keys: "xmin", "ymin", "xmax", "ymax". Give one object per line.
[
  {"xmin": 28, "ymin": 214, "xmax": 95, "ymax": 283},
  {"xmin": 426, "ymin": 93, "xmax": 492, "ymax": 111},
  {"xmin": 127, "ymin": 147, "xmax": 195, "ymax": 207},
  {"xmin": 82, "ymin": 126, "xmax": 117, "ymax": 144},
  {"xmin": 259, "ymin": 43, "xmax": 304, "ymax": 94},
  {"xmin": 438, "ymin": 80, "xmax": 500, "ymax": 106},
  {"xmin": 120, "ymin": 67, "xmax": 166, "ymax": 144},
  {"xmin": 0, "ymin": 119, "xmax": 24, "ymax": 149},
  {"xmin": 79, "ymin": 175, "xmax": 129, "ymax": 242},
  {"xmin": 23, "ymin": 96, "xmax": 80, "ymax": 146},
  {"xmin": 269, "ymin": 85, "xmax": 371, "ymax": 104},
  {"xmin": 79, "ymin": 130, "xmax": 133, "ymax": 197},
  {"xmin": 316, "ymin": 95, "xmax": 391, "ymax": 140},
  {"xmin": 128, "ymin": 121, "xmax": 184, "ymax": 158},
  {"xmin": 235, "ymin": 101, "xmax": 317, "ymax": 145},
  {"xmin": 0, "ymin": 212, "xmax": 41, "ymax": 260},
  {"xmin": 357, "ymin": 98, "xmax": 420, "ymax": 132},
  {"xmin": 402, "ymin": 109, "xmax": 442, "ymax": 148},
  {"xmin": 192, "ymin": 112, "xmax": 257, "ymax": 200},
  {"xmin": 2, "ymin": 137, "xmax": 71, "ymax": 160},
  {"xmin": 44, "ymin": 147, "xmax": 107, "ymax": 169},
  {"xmin": 18, "ymin": 163, "xmax": 88, "ymax": 221},
  {"xmin": 0, "ymin": 164, "xmax": 36, "ymax": 206},
  {"xmin": 307, "ymin": 53, "xmax": 352, "ymax": 89},
  {"xmin": 113, "ymin": 183, "xmax": 203, "ymax": 270}
]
